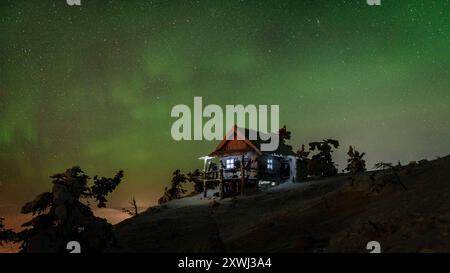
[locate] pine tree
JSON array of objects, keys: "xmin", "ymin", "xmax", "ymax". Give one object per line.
[
  {"xmin": 279, "ymin": 125, "xmax": 293, "ymax": 151},
  {"xmin": 345, "ymin": 145, "xmax": 367, "ymax": 174},
  {"xmin": 0, "ymin": 217, "xmax": 15, "ymax": 245},
  {"xmin": 158, "ymin": 170, "xmax": 188, "ymax": 204},
  {"xmin": 187, "ymin": 169, "xmax": 204, "ymax": 193},
  {"xmin": 16, "ymin": 166, "xmax": 123, "ymax": 253},
  {"xmin": 308, "ymin": 139, "xmax": 340, "ymax": 177}
]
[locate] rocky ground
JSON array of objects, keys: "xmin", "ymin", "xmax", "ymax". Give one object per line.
[{"xmin": 114, "ymin": 155, "xmax": 450, "ymax": 253}]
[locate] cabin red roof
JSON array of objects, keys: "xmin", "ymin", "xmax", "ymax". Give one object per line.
[{"xmin": 209, "ymin": 126, "xmax": 295, "ymax": 157}]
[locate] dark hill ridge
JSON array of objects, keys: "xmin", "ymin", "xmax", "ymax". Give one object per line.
[{"xmin": 114, "ymin": 155, "xmax": 450, "ymax": 252}]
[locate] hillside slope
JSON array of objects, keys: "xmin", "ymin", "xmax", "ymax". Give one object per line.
[{"xmin": 114, "ymin": 156, "xmax": 450, "ymax": 253}]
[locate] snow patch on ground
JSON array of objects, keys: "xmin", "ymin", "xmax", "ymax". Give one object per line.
[
  {"xmin": 163, "ymin": 189, "xmax": 222, "ymax": 209},
  {"xmin": 162, "ymin": 182, "xmax": 314, "ymax": 208},
  {"xmin": 93, "ymin": 208, "xmax": 132, "ymax": 225},
  {"xmin": 267, "ymin": 181, "xmax": 311, "ymax": 192}
]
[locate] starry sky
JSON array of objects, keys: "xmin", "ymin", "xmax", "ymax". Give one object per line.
[{"xmin": 0, "ymin": 0, "xmax": 449, "ymax": 206}]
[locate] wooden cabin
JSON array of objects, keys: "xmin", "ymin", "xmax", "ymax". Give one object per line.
[{"xmin": 203, "ymin": 126, "xmax": 306, "ymax": 198}]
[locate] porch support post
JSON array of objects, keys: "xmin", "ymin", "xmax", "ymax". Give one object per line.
[
  {"xmin": 219, "ymin": 168, "xmax": 224, "ymax": 199},
  {"xmin": 203, "ymin": 173, "xmax": 207, "ymax": 198},
  {"xmin": 240, "ymin": 153, "xmax": 245, "ymax": 195}
]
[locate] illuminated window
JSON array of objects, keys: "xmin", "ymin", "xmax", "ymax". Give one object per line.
[
  {"xmin": 225, "ymin": 159, "xmax": 235, "ymax": 169},
  {"xmin": 267, "ymin": 158, "xmax": 273, "ymax": 170}
]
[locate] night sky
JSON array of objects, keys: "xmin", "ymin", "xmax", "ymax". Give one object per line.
[{"xmin": 1, "ymin": 0, "xmax": 449, "ymax": 206}]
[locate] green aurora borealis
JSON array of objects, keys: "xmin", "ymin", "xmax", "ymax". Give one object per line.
[{"xmin": 1, "ymin": 0, "xmax": 449, "ymax": 206}]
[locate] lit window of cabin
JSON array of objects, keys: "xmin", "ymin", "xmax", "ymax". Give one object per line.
[
  {"xmin": 225, "ymin": 159, "xmax": 235, "ymax": 169},
  {"xmin": 267, "ymin": 158, "xmax": 273, "ymax": 170}
]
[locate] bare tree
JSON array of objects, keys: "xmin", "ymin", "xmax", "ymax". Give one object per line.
[{"xmin": 122, "ymin": 196, "xmax": 139, "ymax": 217}]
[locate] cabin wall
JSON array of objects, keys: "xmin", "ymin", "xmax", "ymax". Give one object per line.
[
  {"xmin": 296, "ymin": 158, "xmax": 308, "ymax": 182},
  {"xmin": 219, "ymin": 151, "xmax": 258, "ymax": 180},
  {"xmin": 287, "ymin": 155, "xmax": 297, "ymax": 182},
  {"xmin": 258, "ymin": 154, "xmax": 297, "ymax": 184},
  {"xmin": 218, "ymin": 153, "xmax": 298, "ymax": 184},
  {"xmin": 257, "ymin": 154, "xmax": 281, "ymax": 182}
]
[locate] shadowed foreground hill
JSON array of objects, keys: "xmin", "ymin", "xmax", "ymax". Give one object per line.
[{"xmin": 114, "ymin": 156, "xmax": 450, "ymax": 253}]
